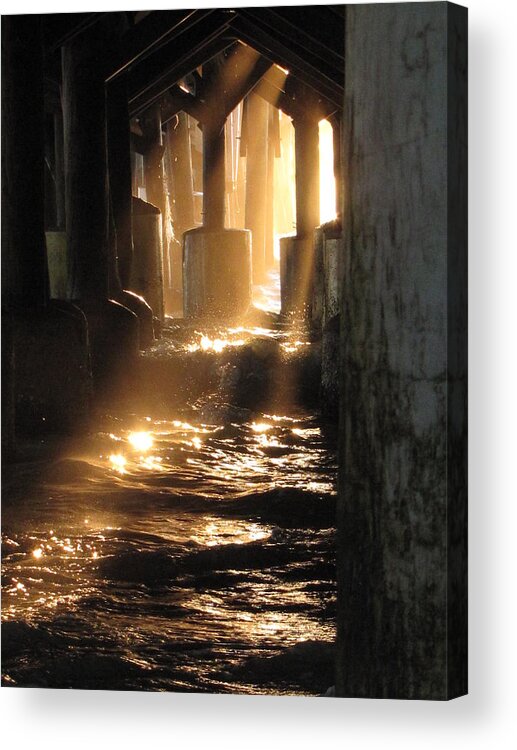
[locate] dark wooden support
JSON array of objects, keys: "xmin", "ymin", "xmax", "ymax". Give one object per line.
[
  {"xmin": 142, "ymin": 104, "xmax": 165, "ymax": 214},
  {"xmin": 166, "ymin": 113, "xmax": 195, "ymax": 236},
  {"xmin": 44, "ymin": 114, "xmax": 58, "ymax": 230},
  {"xmin": 54, "ymin": 108, "xmax": 66, "ymax": 230},
  {"xmin": 265, "ymin": 105, "xmax": 277, "ymax": 268},
  {"xmin": 202, "ymin": 118, "xmax": 226, "ymax": 230},
  {"xmin": 229, "ymin": 15, "xmax": 343, "ymax": 108},
  {"xmin": 201, "ymin": 59, "xmax": 226, "ymax": 231},
  {"xmin": 1, "ymin": 15, "xmax": 48, "ymax": 309},
  {"xmin": 108, "ymin": 9, "xmax": 212, "ymax": 80},
  {"xmin": 62, "ymin": 25, "xmax": 111, "ymax": 300},
  {"xmin": 126, "ymin": 12, "xmax": 233, "ymax": 114},
  {"xmin": 244, "ymin": 92, "xmax": 269, "ymax": 280},
  {"xmin": 293, "ymin": 114, "xmax": 320, "ymax": 238},
  {"xmin": 107, "ymin": 73, "xmax": 134, "ymax": 288}
]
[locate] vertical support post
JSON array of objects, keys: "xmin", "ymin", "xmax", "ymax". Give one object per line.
[
  {"xmin": 107, "ymin": 73, "xmax": 134, "ymax": 289},
  {"xmin": 54, "ymin": 108, "xmax": 66, "ymax": 230},
  {"xmin": 244, "ymin": 92, "xmax": 269, "ymax": 281},
  {"xmin": 202, "ymin": 120, "xmax": 226, "ymax": 230},
  {"xmin": 202, "ymin": 57, "xmax": 226, "ymax": 231},
  {"xmin": 143, "ymin": 104, "xmax": 165, "ymax": 214},
  {"xmin": 264, "ymin": 104, "xmax": 277, "ymax": 269},
  {"xmin": 167, "ymin": 112, "xmax": 195, "ymax": 238},
  {"xmin": 293, "ymin": 114, "xmax": 320, "ymax": 238},
  {"xmin": 62, "ymin": 26, "xmax": 110, "ymax": 301},
  {"xmin": 1, "ymin": 15, "xmax": 48, "ymax": 309},
  {"xmin": 330, "ymin": 113, "xmax": 342, "ymax": 222},
  {"xmin": 336, "ymin": 2, "xmax": 468, "ymax": 699}
]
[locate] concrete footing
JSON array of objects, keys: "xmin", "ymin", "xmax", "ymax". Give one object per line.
[
  {"xmin": 78, "ymin": 298, "xmax": 139, "ymax": 401},
  {"xmin": 13, "ymin": 304, "xmax": 92, "ymax": 435},
  {"xmin": 311, "ymin": 221, "xmax": 342, "ymax": 331},
  {"xmin": 321, "ymin": 314, "xmax": 340, "ymax": 420},
  {"xmin": 45, "ymin": 231, "xmax": 68, "ymax": 299},
  {"xmin": 132, "ymin": 196, "xmax": 164, "ymax": 324},
  {"xmin": 115, "ymin": 290, "xmax": 155, "ymax": 349},
  {"xmin": 183, "ymin": 227, "xmax": 252, "ymax": 319},
  {"xmin": 279, "ymin": 235, "xmax": 313, "ymax": 317}
]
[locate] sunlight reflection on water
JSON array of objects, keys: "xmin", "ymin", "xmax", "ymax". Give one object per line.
[{"xmin": 2, "ymin": 306, "xmax": 337, "ymax": 694}]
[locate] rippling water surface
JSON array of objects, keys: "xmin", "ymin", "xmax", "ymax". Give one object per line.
[{"xmin": 2, "ymin": 305, "xmax": 337, "ymax": 695}]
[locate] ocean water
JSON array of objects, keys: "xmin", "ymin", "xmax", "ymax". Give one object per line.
[{"xmin": 2, "ymin": 312, "xmax": 337, "ymax": 695}]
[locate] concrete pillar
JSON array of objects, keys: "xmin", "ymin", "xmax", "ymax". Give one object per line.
[
  {"xmin": 1, "ymin": 15, "xmax": 48, "ymax": 309},
  {"xmin": 244, "ymin": 92, "xmax": 269, "ymax": 281},
  {"xmin": 336, "ymin": 1, "xmax": 467, "ymax": 700}
]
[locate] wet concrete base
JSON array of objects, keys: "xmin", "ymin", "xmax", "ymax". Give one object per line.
[
  {"xmin": 77, "ymin": 299, "xmax": 139, "ymax": 404},
  {"xmin": 279, "ymin": 235, "xmax": 313, "ymax": 318},
  {"xmin": 115, "ymin": 290, "xmax": 155, "ymax": 349},
  {"xmin": 321, "ymin": 315, "xmax": 340, "ymax": 421},
  {"xmin": 183, "ymin": 228, "xmax": 252, "ymax": 319},
  {"xmin": 132, "ymin": 196, "xmax": 164, "ymax": 325}
]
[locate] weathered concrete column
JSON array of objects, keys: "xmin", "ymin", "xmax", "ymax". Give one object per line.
[
  {"xmin": 336, "ymin": 2, "xmax": 467, "ymax": 700},
  {"xmin": 244, "ymin": 92, "xmax": 269, "ymax": 281}
]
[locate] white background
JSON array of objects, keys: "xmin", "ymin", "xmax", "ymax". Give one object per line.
[{"xmin": 1, "ymin": 0, "xmax": 516, "ymax": 747}]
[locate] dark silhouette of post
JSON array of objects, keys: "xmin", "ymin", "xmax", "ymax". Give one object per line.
[
  {"xmin": 293, "ymin": 114, "xmax": 320, "ymax": 239},
  {"xmin": 244, "ymin": 92, "xmax": 269, "ymax": 281},
  {"xmin": 107, "ymin": 73, "xmax": 134, "ymax": 289},
  {"xmin": 62, "ymin": 23, "xmax": 111, "ymax": 301},
  {"xmin": 1, "ymin": 15, "xmax": 48, "ymax": 309}
]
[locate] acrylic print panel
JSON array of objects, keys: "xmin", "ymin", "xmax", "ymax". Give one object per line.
[{"xmin": 1, "ymin": 2, "xmax": 467, "ymax": 700}]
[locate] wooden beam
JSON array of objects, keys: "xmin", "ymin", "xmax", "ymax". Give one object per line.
[
  {"xmin": 107, "ymin": 9, "xmax": 215, "ymax": 81},
  {"xmin": 229, "ymin": 15, "xmax": 343, "ymax": 107},
  {"xmin": 160, "ymin": 87, "xmax": 211, "ymax": 127},
  {"xmin": 128, "ymin": 35, "xmax": 234, "ymax": 119},
  {"xmin": 127, "ymin": 10, "xmax": 233, "ymax": 106},
  {"xmin": 242, "ymin": 7, "xmax": 344, "ymax": 73}
]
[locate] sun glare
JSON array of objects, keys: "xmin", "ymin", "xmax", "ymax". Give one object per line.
[
  {"xmin": 319, "ymin": 119, "xmax": 337, "ymax": 224},
  {"xmin": 128, "ymin": 431, "xmax": 154, "ymax": 452},
  {"xmin": 109, "ymin": 454, "xmax": 127, "ymax": 473}
]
